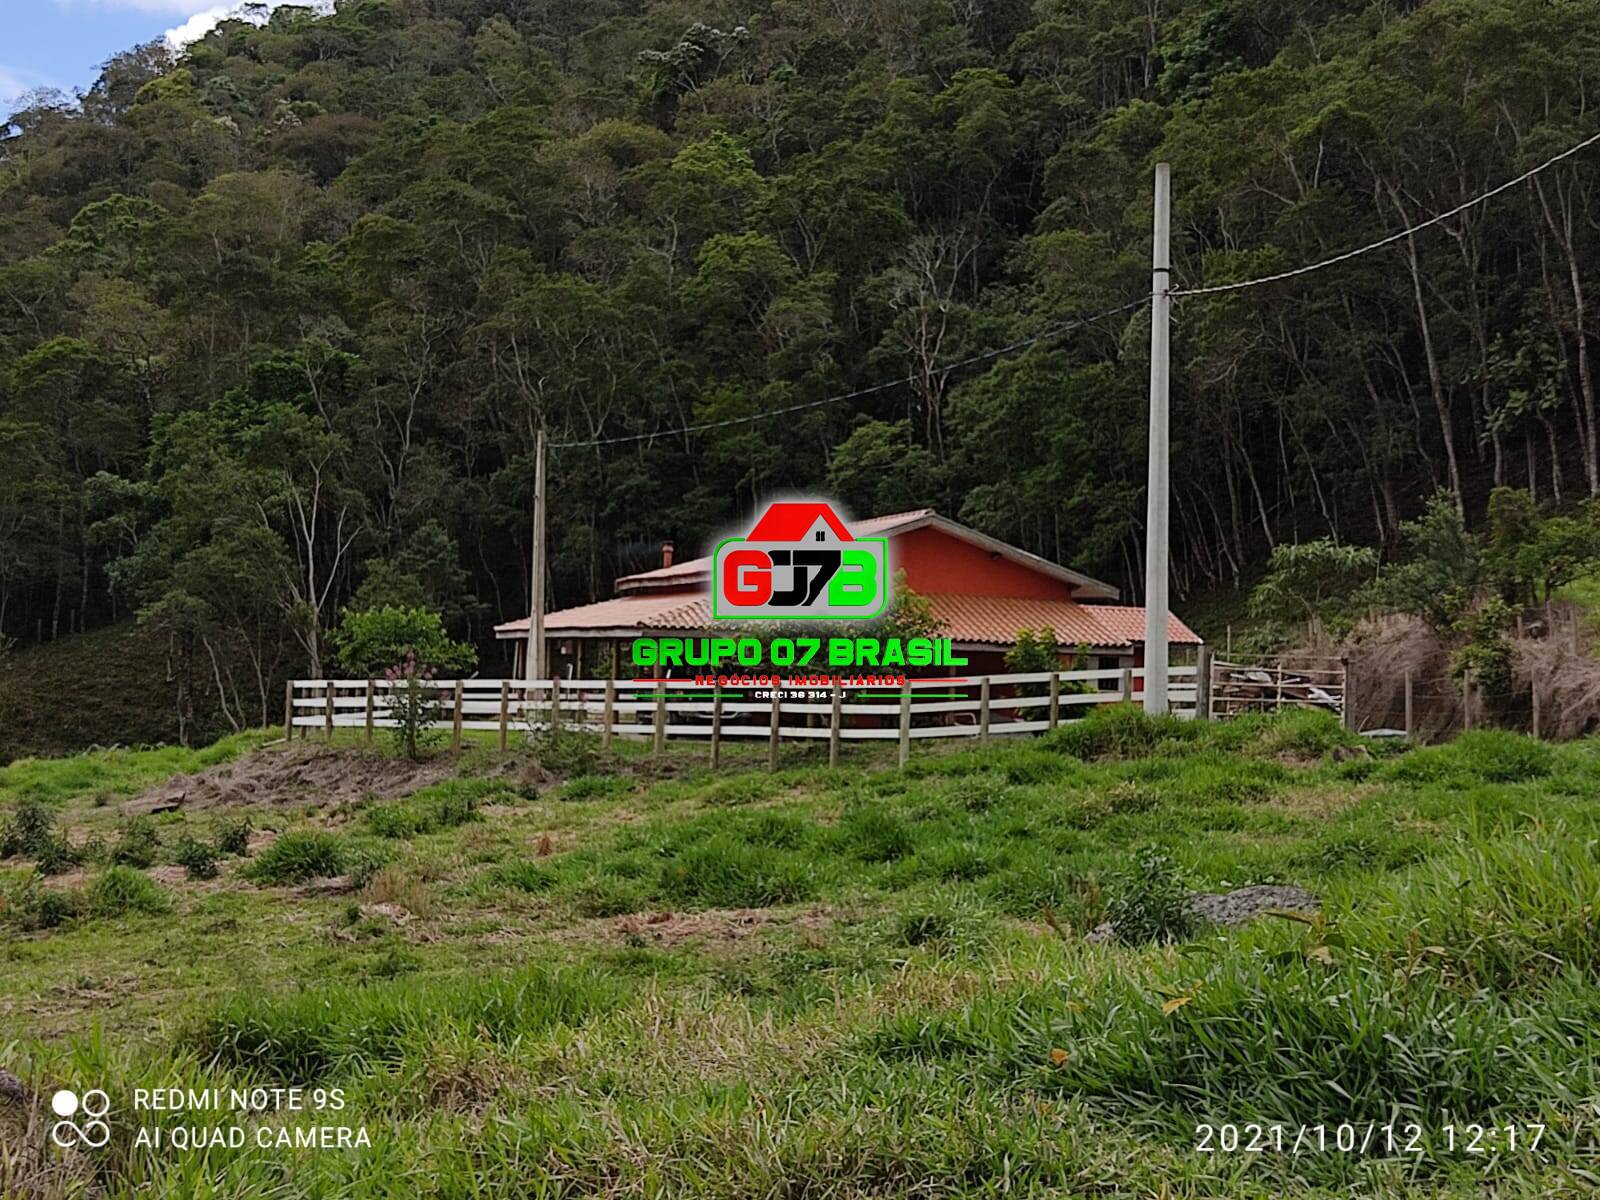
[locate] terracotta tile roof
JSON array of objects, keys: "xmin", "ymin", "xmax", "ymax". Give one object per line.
[
  {"xmin": 496, "ymin": 593, "xmax": 712, "ymax": 635},
  {"xmin": 612, "ymin": 510, "xmax": 940, "ymax": 592},
  {"xmin": 495, "ymin": 591, "xmax": 1200, "ymax": 648},
  {"xmin": 924, "ymin": 595, "xmax": 1202, "ymax": 648},
  {"xmin": 611, "ymin": 508, "xmax": 1125, "ymax": 600}
]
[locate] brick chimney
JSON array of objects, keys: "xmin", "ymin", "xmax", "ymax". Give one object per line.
[{"xmin": 661, "ymin": 540, "xmax": 675, "ymax": 568}]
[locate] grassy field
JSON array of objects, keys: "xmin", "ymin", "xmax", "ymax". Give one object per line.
[{"xmin": 2, "ymin": 710, "xmax": 1598, "ymax": 1197}]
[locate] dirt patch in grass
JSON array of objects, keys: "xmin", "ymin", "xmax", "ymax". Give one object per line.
[
  {"xmin": 564, "ymin": 905, "xmax": 836, "ymax": 948},
  {"xmin": 122, "ymin": 744, "xmax": 460, "ymax": 815}
]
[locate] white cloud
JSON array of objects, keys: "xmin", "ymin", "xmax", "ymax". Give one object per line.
[
  {"xmin": 51, "ymin": 1, "xmax": 337, "ymax": 46},
  {"xmin": 163, "ymin": 5, "xmax": 234, "ymax": 46}
]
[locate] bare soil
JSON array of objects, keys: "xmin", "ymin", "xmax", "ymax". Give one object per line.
[
  {"xmin": 121, "ymin": 743, "xmax": 462, "ymax": 816},
  {"xmin": 561, "ymin": 905, "xmax": 836, "ymax": 949}
]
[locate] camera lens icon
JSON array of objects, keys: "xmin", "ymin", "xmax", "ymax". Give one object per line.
[{"xmin": 50, "ymin": 1088, "xmax": 111, "ymax": 1149}]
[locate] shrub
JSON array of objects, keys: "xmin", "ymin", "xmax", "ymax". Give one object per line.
[
  {"xmin": 345, "ymin": 844, "xmax": 394, "ymax": 890},
  {"xmin": 0, "ymin": 872, "xmax": 79, "ymax": 930},
  {"xmin": 244, "ymin": 831, "xmax": 346, "ymax": 885},
  {"xmin": 214, "ymin": 817, "xmax": 251, "ymax": 857},
  {"xmin": 331, "ymin": 605, "xmax": 476, "ymax": 677},
  {"xmin": 382, "ymin": 655, "xmax": 446, "ymax": 762},
  {"xmin": 1, "ymin": 799, "xmax": 56, "ymax": 857},
  {"xmin": 111, "ymin": 817, "xmax": 161, "ymax": 868},
  {"xmin": 1101, "ymin": 849, "xmax": 1195, "ymax": 944},
  {"xmin": 365, "ymin": 781, "xmax": 486, "ymax": 839},
  {"xmin": 1383, "ymin": 731, "xmax": 1555, "ymax": 785},
  {"xmin": 173, "ymin": 835, "xmax": 220, "ymax": 880},
  {"xmin": 88, "ymin": 866, "xmax": 170, "ymax": 918},
  {"xmin": 1045, "ymin": 704, "xmax": 1199, "ymax": 761},
  {"xmin": 528, "ymin": 727, "xmax": 599, "ymax": 775},
  {"xmin": 1, "ymin": 800, "xmax": 80, "ymax": 874}
]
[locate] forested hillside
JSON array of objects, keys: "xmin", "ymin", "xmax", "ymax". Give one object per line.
[{"xmin": 2, "ymin": 0, "xmax": 1598, "ymax": 736}]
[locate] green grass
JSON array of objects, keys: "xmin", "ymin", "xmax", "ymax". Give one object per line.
[
  {"xmin": 3, "ymin": 709, "xmax": 1598, "ymax": 1197},
  {"xmin": 0, "ymin": 728, "xmax": 271, "ymax": 807}
]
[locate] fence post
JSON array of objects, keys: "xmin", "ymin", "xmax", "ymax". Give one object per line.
[
  {"xmin": 365, "ymin": 679, "xmax": 375, "ymax": 744},
  {"xmin": 324, "ymin": 682, "xmax": 335, "ymax": 740},
  {"xmin": 768, "ymin": 687, "xmax": 782, "ymax": 771},
  {"xmin": 498, "ymin": 680, "xmax": 510, "ymax": 751},
  {"xmin": 283, "ymin": 680, "xmax": 294, "ymax": 739},
  {"xmin": 978, "ymin": 677, "xmax": 991, "ymax": 745},
  {"xmin": 898, "ymin": 683, "xmax": 912, "ymax": 768},
  {"xmin": 1119, "ymin": 667, "xmax": 1133, "ymax": 704},
  {"xmin": 829, "ymin": 681, "xmax": 842, "ymax": 767},
  {"xmin": 1461, "ymin": 668, "xmax": 1472, "ymax": 732},
  {"xmin": 710, "ymin": 687, "xmax": 723, "ymax": 767},
  {"xmin": 1403, "ymin": 669, "xmax": 1415, "ymax": 740},
  {"xmin": 1197, "ymin": 647, "xmax": 1213, "ymax": 721},
  {"xmin": 1275, "ymin": 659, "xmax": 1284, "ymax": 714},
  {"xmin": 652, "ymin": 680, "xmax": 666, "ymax": 759},
  {"xmin": 1047, "ymin": 673, "xmax": 1060, "ymax": 729},
  {"xmin": 550, "ymin": 677, "xmax": 562, "ymax": 733},
  {"xmin": 451, "ymin": 680, "xmax": 464, "ymax": 755},
  {"xmin": 1531, "ymin": 673, "xmax": 1542, "ymax": 739},
  {"xmin": 603, "ymin": 679, "xmax": 616, "ymax": 753},
  {"xmin": 1339, "ymin": 655, "xmax": 1353, "ymax": 732}
]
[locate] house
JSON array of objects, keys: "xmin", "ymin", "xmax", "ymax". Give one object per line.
[{"xmin": 495, "ymin": 508, "xmax": 1202, "ymax": 680}]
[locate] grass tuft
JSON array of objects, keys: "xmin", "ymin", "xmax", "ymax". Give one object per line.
[{"xmin": 243, "ymin": 831, "xmax": 346, "ymax": 885}]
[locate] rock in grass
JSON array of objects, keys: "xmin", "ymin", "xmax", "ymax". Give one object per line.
[
  {"xmin": 1086, "ymin": 884, "xmax": 1318, "ymax": 943},
  {"xmin": 0, "ymin": 1068, "xmax": 27, "ymax": 1106},
  {"xmin": 1185, "ymin": 884, "xmax": 1318, "ymax": 926}
]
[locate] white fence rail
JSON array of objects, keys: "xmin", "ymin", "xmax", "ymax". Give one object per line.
[{"xmin": 286, "ymin": 667, "xmax": 1201, "ymax": 765}]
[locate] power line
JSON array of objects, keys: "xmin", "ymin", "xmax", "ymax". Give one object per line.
[
  {"xmin": 550, "ymin": 296, "xmax": 1146, "ymax": 450},
  {"xmin": 1169, "ymin": 126, "xmax": 1600, "ymax": 298}
]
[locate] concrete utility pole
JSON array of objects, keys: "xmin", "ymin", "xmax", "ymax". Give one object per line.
[
  {"xmin": 526, "ymin": 424, "xmax": 547, "ymax": 685},
  {"xmin": 1143, "ymin": 162, "xmax": 1172, "ymax": 715}
]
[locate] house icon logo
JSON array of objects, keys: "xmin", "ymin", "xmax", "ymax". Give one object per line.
[{"xmin": 712, "ymin": 501, "xmax": 889, "ymax": 620}]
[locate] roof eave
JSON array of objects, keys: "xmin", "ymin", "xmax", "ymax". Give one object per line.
[{"xmin": 880, "ymin": 512, "xmax": 1121, "ymax": 600}]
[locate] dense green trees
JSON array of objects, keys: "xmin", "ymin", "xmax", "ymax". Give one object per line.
[{"xmin": 2, "ymin": 0, "xmax": 1599, "ymax": 710}]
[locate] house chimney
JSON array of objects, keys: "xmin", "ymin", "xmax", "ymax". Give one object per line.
[{"xmin": 661, "ymin": 540, "xmax": 675, "ymax": 568}]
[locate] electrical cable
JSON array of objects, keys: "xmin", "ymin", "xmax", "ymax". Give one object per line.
[
  {"xmin": 550, "ymin": 296, "xmax": 1147, "ymax": 449},
  {"xmin": 1169, "ymin": 127, "xmax": 1600, "ymax": 298}
]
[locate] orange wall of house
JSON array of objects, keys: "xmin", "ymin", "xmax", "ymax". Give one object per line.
[{"xmin": 889, "ymin": 527, "xmax": 1075, "ymax": 599}]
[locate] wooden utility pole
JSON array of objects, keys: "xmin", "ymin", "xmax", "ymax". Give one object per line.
[
  {"xmin": 526, "ymin": 424, "xmax": 547, "ymax": 686},
  {"xmin": 897, "ymin": 684, "xmax": 912, "ymax": 768},
  {"xmin": 1143, "ymin": 161, "xmax": 1172, "ymax": 715},
  {"xmin": 710, "ymin": 687, "xmax": 723, "ymax": 767},
  {"xmin": 828, "ymin": 682, "xmax": 842, "ymax": 767},
  {"xmin": 767, "ymin": 689, "xmax": 781, "ymax": 771}
]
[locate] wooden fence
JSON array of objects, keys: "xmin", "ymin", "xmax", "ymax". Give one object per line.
[
  {"xmin": 286, "ymin": 667, "xmax": 1201, "ymax": 766},
  {"xmin": 1207, "ymin": 655, "xmax": 1350, "ymax": 727}
]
